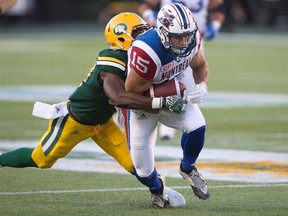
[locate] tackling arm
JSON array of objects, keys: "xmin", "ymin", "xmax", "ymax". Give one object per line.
[
  {"xmin": 101, "ymin": 71, "xmax": 153, "ymax": 110},
  {"xmin": 125, "ymin": 68, "xmax": 186, "ymax": 113}
]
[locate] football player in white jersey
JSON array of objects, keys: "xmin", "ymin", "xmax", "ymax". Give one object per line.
[
  {"xmin": 138, "ymin": 0, "xmax": 225, "ymax": 140},
  {"xmin": 125, "ymin": 3, "xmax": 210, "ymax": 208}
]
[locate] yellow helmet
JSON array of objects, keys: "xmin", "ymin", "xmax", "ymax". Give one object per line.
[{"xmin": 105, "ymin": 12, "xmax": 150, "ymax": 51}]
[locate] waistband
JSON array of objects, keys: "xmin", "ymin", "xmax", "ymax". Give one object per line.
[{"xmin": 67, "ymin": 101, "xmax": 94, "ymax": 126}]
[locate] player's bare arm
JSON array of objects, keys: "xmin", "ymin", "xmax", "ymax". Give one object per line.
[
  {"xmin": 100, "ymin": 71, "xmax": 153, "ymax": 110},
  {"xmin": 190, "ymin": 49, "xmax": 209, "ymax": 85},
  {"xmin": 103, "ymin": 71, "xmax": 185, "ymax": 114},
  {"xmin": 188, "ymin": 49, "xmax": 209, "ymax": 104}
]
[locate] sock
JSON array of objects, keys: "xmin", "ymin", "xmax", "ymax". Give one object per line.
[
  {"xmin": 133, "ymin": 168, "xmax": 162, "ymax": 194},
  {"xmin": 0, "ymin": 148, "xmax": 38, "ymax": 168},
  {"xmin": 181, "ymin": 125, "xmax": 206, "ymax": 173}
]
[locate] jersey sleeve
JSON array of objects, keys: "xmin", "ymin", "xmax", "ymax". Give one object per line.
[
  {"xmin": 128, "ymin": 41, "xmax": 158, "ymax": 81},
  {"xmin": 96, "ymin": 49, "xmax": 127, "ymax": 80}
]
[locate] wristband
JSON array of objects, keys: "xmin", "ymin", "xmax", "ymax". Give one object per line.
[{"xmin": 151, "ymin": 97, "xmax": 162, "ymax": 109}]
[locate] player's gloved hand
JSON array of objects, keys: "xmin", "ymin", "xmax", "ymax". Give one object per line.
[
  {"xmin": 163, "ymin": 95, "xmax": 187, "ymax": 114},
  {"xmin": 188, "ymin": 82, "xmax": 208, "ymax": 104},
  {"xmin": 152, "ymin": 93, "xmax": 187, "ymax": 113},
  {"xmin": 151, "ymin": 95, "xmax": 186, "ymax": 113},
  {"xmin": 203, "ymin": 21, "xmax": 221, "ymax": 41}
]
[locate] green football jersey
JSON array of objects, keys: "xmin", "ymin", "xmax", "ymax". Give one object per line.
[{"xmin": 68, "ymin": 49, "xmax": 127, "ymax": 125}]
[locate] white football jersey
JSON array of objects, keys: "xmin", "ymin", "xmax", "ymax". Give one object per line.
[{"xmin": 128, "ymin": 28, "xmax": 202, "ymax": 84}]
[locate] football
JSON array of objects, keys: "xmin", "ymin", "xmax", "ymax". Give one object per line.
[{"xmin": 144, "ymin": 79, "xmax": 186, "ymax": 98}]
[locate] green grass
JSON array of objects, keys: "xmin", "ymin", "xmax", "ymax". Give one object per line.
[
  {"xmin": 1, "ymin": 169, "xmax": 287, "ymax": 216},
  {"xmin": 206, "ymin": 35, "xmax": 288, "ymax": 93},
  {"xmin": 0, "ymin": 30, "xmax": 288, "ymax": 215},
  {"xmin": 0, "ymin": 36, "xmax": 102, "ymax": 86}
]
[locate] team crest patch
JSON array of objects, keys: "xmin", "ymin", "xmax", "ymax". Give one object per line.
[
  {"xmin": 114, "ymin": 23, "xmax": 127, "ymax": 35},
  {"xmin": 159, "ymin": 12, "xmax": 175, "ymax": 30}
]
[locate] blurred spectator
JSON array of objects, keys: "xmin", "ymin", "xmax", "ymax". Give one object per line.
[
  {"xmin": 0, "ymin": 0, "xmax": 287, "ymax": 29},
  {"xmin": 5, "ymin": 0, "xmax": 34, "ymax": 16},
  {"xmin": 225, "ymin": 0, "xmax": 288, "ymax": 28},
  {"xmin": 0, "ymin": 0, "xmax": 16, "ymax": 14},
  {"xmin": 257, "ymin": 0, "xmax": 288, "ymax": 28}
]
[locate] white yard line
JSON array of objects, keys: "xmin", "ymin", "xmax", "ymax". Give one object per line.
[{"xmin": 1, "ymin": 183, "xmax": 287, "ymax": 196}]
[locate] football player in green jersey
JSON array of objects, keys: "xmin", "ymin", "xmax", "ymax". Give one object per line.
[{"xmin": 0, "ymin": 12, "xmax": 185, "ymax": 173}]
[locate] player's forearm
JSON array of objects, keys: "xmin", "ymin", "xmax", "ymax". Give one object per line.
[
  {"xmin": 110, "ymin": 91, "xmax": 154, "ymax": 110},
  {"xmin": 190, "ymin": 52, "xmax": 209, "ymax": 84},
  {"xmin": 193, "ymin": 61, "xmax": 209, "ymax": 85}
]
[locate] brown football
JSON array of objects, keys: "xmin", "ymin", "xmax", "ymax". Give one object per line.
[{"xmin": 144, "ymin": 79, "xmax": 186, "ymax": 98}]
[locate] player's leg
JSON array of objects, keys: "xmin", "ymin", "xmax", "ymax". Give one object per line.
[
  {"xmin": 178, "ymin": 102, "xmax": 210, "ymax": 200},
  {"xmin": 178, "ymin": 103, "xmax": 206, "ymax": 169},
  {"xmin": 128, "ymin": 110, "xmax": 159, "ymax": 187},
  {"xmin": 159, "ymin": 104, "xmax": 206, "ymax": 170},
  {"xmin": 0, "ymin": 116, "xmax": 78, "ymax": 168},
  {"xmin": 179, "ymin": 66, "xmax": 210, "ymax": 200},
  {"xmin": 159, "ymin": 123, "xmax": 176, "ymax": 140},
  {"xmin": 91, "ymin": 118, "xmax": 134, "ymax": 173},
  {"xmin": 0, "ymin": 148, "xmax": 37, "ymax": 167},
  {"xmin": 0, "ymin": 116, "xmax": 71, "ymax": 168},
  {"xmin": 32, "ymin": 116, "xmax": 91, "ymax": 168},
  {"xmin": 127, "ymin": 110, "xmax": 185, "ymax": 208}
]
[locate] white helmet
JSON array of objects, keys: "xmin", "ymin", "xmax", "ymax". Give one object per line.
[{"xmin": 156, "ymin": 3, "xmax": 198, "ymax": 57}]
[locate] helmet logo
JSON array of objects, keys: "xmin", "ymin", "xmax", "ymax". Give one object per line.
[
  {"xmin": 159, "ymin": 12, "xmax": 175, "ymax": 30},
  {"xmin": 114, "ymin": 23, "xmax": 127, "ymax": 35}
]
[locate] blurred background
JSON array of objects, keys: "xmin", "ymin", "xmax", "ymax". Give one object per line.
[
  {"xmin": 0, "ymin": 0, "xmax": 288, "ymax": 32},
  {"xmin": 0, "ymin": 0, "xmax": 287, "ymax": 148},
  {"xmin": 1, "ymin": 2, "xmax": 287, "ymax": 214}
]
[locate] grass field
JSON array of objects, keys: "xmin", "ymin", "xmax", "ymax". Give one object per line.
[{"xmin": 0, "ymin": 25, "xmax": 288, "ymax": 215}]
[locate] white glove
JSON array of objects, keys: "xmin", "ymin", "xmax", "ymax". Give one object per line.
[{"xmin": 188, "ymin": 82, "xmax": 208, "ymax": 104}]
